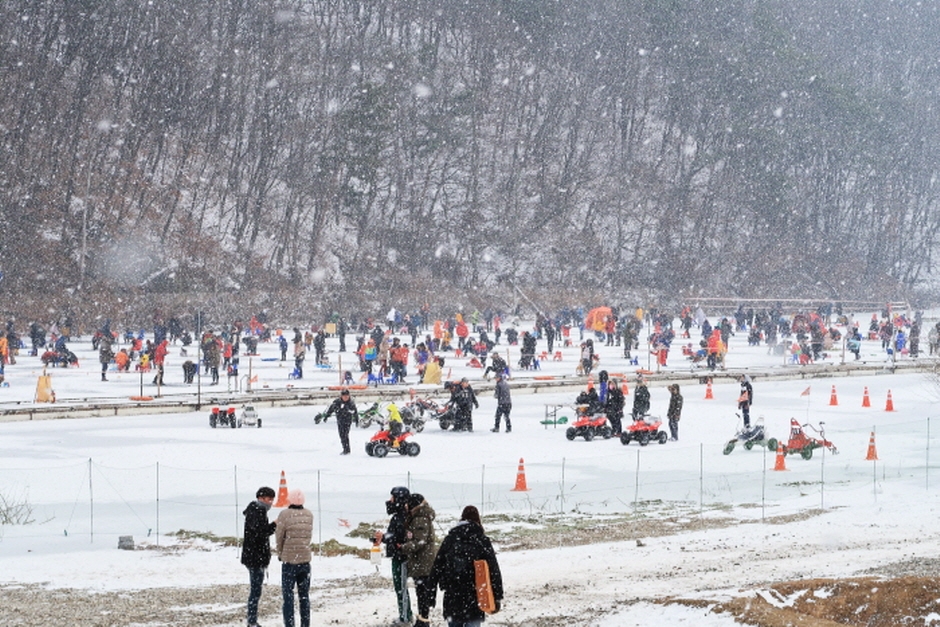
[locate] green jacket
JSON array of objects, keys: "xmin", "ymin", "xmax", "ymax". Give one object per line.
[{"xmin": 400, "ymin": 500, "xmax": 437, "ymax": 577}]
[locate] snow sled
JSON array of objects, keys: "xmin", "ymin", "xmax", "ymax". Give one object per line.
[
  {"xmin": 776, "ymin": 418, "xmax": 839, "ymax": 460},
  {"xmin": 620, "ymin": 414, "xmax": 668, "ymax": 446},
  {"xmin": 209, "ymin": 406, "xmax": 237, "ymax": 428},
  {"xmin": 565, "ymin": 405, "xmax": 612, "ymax": 441},
  {"xmin": 365, "ymin": 422, "xmax": 421, "ymax": 458},
  {"xmin": 723, "ymin": 415, "xmax": 771, "ymax": 454},
  {"xmin": 238, "ymin": 405, "xmax": 261, "ymax": 428}
]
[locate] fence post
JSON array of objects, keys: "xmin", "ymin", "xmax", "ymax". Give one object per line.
[{"xmin": 156, "ymin": 462, "xmax": 160, "ymax": 546}]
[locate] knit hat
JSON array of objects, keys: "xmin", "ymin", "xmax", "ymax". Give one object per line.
[
  {"xmin": 256, "ymin": 486, "xmax": 275, "ymax": 499},
  {"xmin": 288, "ymin": 489, "xmax": 305, "ymax": 506},
  {"xmin": 461, "ymin": 505, "xmax": 482, "ymax": 527},
  {"xmin": 408, "ymin": 493, "xmax": 425, "ymax": 510}
]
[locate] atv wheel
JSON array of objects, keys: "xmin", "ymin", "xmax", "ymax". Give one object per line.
[
  {"xmin": 365, "ymin": 442, "xmax": 375, "ymax": 456},
  {"xmin": 657, "ymin": 431, "xmax": 668, "ymax": 444},
  {"xmin": 583, "ymin": 427, "xmax": 595, "ymax": 441},
  {"xmin": 766, "ymin": 438, "xmax": 778, "ymax": 452},
  {"xmin": 723, "ymin": 440, "xmax": 736, "ymax": 455},
  {"xmin": 257, "ymin": 419, "xmax": 262, "ymax": 428},
  {"xmin": 801, "ymin": 445, "xmax": 814, "ymax": 460},
  {"xmin": 638, "ymin": 431, "xmax": 650, "ymax": 446},
  {"xmin": 620, "ymin": 432, "xmax": 631, "ymax": 445},
  {"xmin": 209, "ymin": 415, "xmax": 217, "ymax": 428},
  {"xmin": 229, "ymin": 418, "xmax": 236, "ymax": 429},
  {"xmin": 413, "ymin": 420, "xmax": 425, "ymax": 433},
  {"xmin": 440, "ymin": 419, "xmax": 453, "ymax": 431},
  {"xmin": 566, "ymin": 427, "xmax": 577, "ymax": 441},
  {"xmin": 407, "ymin": 442, "xmax": 421, "ymax": 457},
  {"xmin": 313, "ymin": 413, "xmax": 323, "ymax": 424},
  {"xmin": 237, "ymin": 420, "xmax": 243, "ymax": 428},
  {"xmin": 397, "ymin": 443, "xmax": 409, "ymax": 455},
  {"xmin": 359, "ymin": 416, "xmax": 373, "ymax": 429},
  {"xmin": 744, "ymin": 440, "xmax": 754, "ymax": 450},
  {"xmin": 600, "ymin": 426, "xmax": 612, "ymax": 439},
  {"xmin": 373, "ymin": 443, "xmax": 389, "ymax": 458}
]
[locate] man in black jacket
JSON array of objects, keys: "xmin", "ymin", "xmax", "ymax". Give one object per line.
[
  {"xmin": 242, "ymin": 486, "xmax": 277, "ymax": 627},
  {"xmin": 382, "ymin": 486, "xmax": 413, "ymax": 625},
  {"xmin": 322, "ymin": 388, "xmax": 359, "ymax": 454}
]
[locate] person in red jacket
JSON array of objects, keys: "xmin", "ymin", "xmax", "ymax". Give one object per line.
[{"xmin": 152, "ymin": 339, "xmax": 169, "ymax": 385}]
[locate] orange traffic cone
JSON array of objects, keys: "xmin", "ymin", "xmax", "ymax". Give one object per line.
[
  {"xmin": 885, "ymin": 390, "xmax": 895, "ymax": 412},
  {"xmin": 865, "ymin": 431, "xmax": 879, "ymax": 461},
  {"xmin": 274, "ymin": 470, "xmax": 290, "ymax": 507},
  {"xmin": 511, "ymin": 458, "xmax": 529, "ymax": 491},
  {"xmin": 862, "ymin": 386, "xmax": 871, "ymax": 408},
  {"xmin": 705, "ymin": 381, "xmax": 714, "ymax": 400},
  {"xmin": 587, "ymin": 374, "xmax": 594, "ymax": 391},
  {"xmin": 621, "ymin": 379, "xmax": 630, "ymax": 396},
  {"xmin": 829, "ymin": 385, "xmax": 838, "ymax": 406},
  {"xmin": 773, "ymin": 443, "xmax": 788, "ymax": 471}
]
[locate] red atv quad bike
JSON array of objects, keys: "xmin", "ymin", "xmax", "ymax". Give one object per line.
[
  {"xmin": 620, "ymin": 414, "xmax": 668, "ymax": 446},
  {"xmin": 770, "ymin": 418, "xmax": 838, "ymax": 460},
  {"xmin": 565, "ymin": 405, "xmax": 613, "ymax": 441},
  {"xmin": 365, "ymin": 423, "xmax": 421, "ymax": 458}
]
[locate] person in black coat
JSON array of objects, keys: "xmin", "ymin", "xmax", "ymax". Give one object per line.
[
  {"xmin": 242, "ymin": 486, "xmax": 277, "ymax": 627},
  {"xmin": 382, "ymin": 486, "xmax": 413, "ymax": 625},
  {"xmin": 605, "ymin": 379, "xmax": 625, "ymax": 436},
  {"xmin": 632, "ymin": 377, "xmax": 651, "ymax": 419},
  {"xmin": 452, "ymin": 378, "xmax": 479, "ymax": 432},
  {"xmin": 322, "ymin": 388, "xmax": 359, "ymax": 454},
  {"xmin": 431, "ymin": 505, "xmax": 503, "ymax": 626}
]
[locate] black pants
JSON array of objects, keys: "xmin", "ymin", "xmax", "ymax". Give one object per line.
[
  {"xmin": 494, "ymin": 403, "xmax": 512, "ymax": 430},
  {"xmin": 337, "ymin": 418, "xmax": 352, "ymax": 453},
  {"xmin": 608, "ymin": 414, "xmax": 623, "ymax": 435},
  {"xmin": 413, "ymin": 575, "xmax": 436, "ymax": 622}
]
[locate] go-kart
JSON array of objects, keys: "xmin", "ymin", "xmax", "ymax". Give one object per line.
[
  {"xmin": 723, "ymin": 415, "xmax": 770, "ymax": 454},
  {"xmin": 620, "ymin": 414, "xmax": 668, "ymax": 446},
  {"xmin": 209, "ymin": 406, "xmax": 237, "ymax": 428},
  {"xmin": 365, "ymin": 422, "xmax": 421, "ymax": 458},
  {"xmin": 565, "ymin": 405, "xmax": 613, "ymax": 441},
  {"xmin": 772, "ymin": 418, "xmax": 838, "ymax": 460},
  {"xmin": 238, "ymin": 405, "xmax": 262, "ymax": 428}
]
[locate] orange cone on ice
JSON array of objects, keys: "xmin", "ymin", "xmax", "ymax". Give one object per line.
[
  {"xmin": 829, "ymin": 385, "xmax": 838, "ymax": 406},
  {"xmin": 511, "ymin": 458, "xmax": 529, "ymax": 491},
  {"xmin": 621, "ymin": 379, "xmax": 630, "ymax": 396},
  {"xmin": 865, "ymin": 431, "xmax": 879, "ymax": 461},
  {"xmin": 862, "ymin": 386, "xmax": 871, "ymax": 408},
  {"xmin": 274, "ymin": 470, "xmax": 290, "ymax": 507},
  {"xmin": 885, "ymin": 390, "xmax": 895, "ymax": 412},
  {"xmin": 587, "ymin": 374, "xmax": 594, "ymax": 391},
  {"xmin": 705, "ymin": 381, "xmax": 714, "ymax": 400},
  {"xmin": 773, "ymin": 443, "xmax": 788, "ymax": 471}
]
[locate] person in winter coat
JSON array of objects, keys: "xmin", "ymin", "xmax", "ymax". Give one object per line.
[
  {"xmin": 491, "ymin": 373, "xmax": 512, "ymax": 432},
  {"xmin": 632, "ymin": 377, "xmax": 650, "ymax": 419},
  {"xmin": 667, "ymin": 384, "xmax": 683, "ymax": 441},
  {"xmin": 98, "ymin": 334, "xmax": 114, "ymax": 382},
  {"xmin": 738, "ymin": 375, "xmax": 753, "ymax": 428},
  {"xmin": 423, "ymin": 357, "xmax": 443, "ymax": 385},
  {"xmin": 401, "ymin": 493, "xmax": 437, "ymax": 627},
  {"xmin": 152, "ymin": 339, "xmax": 169, "ymax": 386},
  {"xmin": 321, "ymin": 388, "xmax": 359, "ymax": 454},
  {"xmin": 382, "ymin": 486, "xmax": 413, "ymax": 625},
  {"xmin": 605, "ymin": 379, "xmax": 625, "ymax": 436},
  {"xmin": 275, "ymin": 489, "xmax": 313, "ymax": 627},
  {"xmin": 279, "ymin": 334, "xmax": 289, "ymax": 361},
  {"xmin": 242, "ymin": 486, "xmax": 277, "ymax": 627},
  {"xmin": 431, "ymin": 505, "xmax": 503, "ymax": 626},
  {"xmin": 452, "ymin": 378, "xmax": 479, "ymax": 432}
]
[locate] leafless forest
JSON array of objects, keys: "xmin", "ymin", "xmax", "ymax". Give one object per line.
[{"xmin": 2, "ymin": 0, "xmax": 938, "ymax": 322}]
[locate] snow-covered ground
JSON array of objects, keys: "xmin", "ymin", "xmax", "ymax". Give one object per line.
[{"xmin": 1, "ymin": 315, "xmax": 938, "ymax": 626}]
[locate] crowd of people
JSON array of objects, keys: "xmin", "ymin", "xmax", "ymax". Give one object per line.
[{"xmin": 243, "ymin": 484, "xmax": 503, "ymax": 627}]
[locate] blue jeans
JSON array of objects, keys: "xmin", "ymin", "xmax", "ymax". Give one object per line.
[
  {"xmin": 281, "ymin": 562, "xmax": 311, "ymax": 627},
  {"xmin": 246, "ymin": 566, "xmax": 265, "ymax": 625}
]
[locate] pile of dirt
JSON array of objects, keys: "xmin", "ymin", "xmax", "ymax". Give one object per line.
[{"xmin": 698, "ymin": 576, "xmax": 940, "ymax": 626}]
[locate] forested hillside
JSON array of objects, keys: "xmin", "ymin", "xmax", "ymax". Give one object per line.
[{"xmin": 1, "ymin": 0, "xmax": 938, "ymax": 319}]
